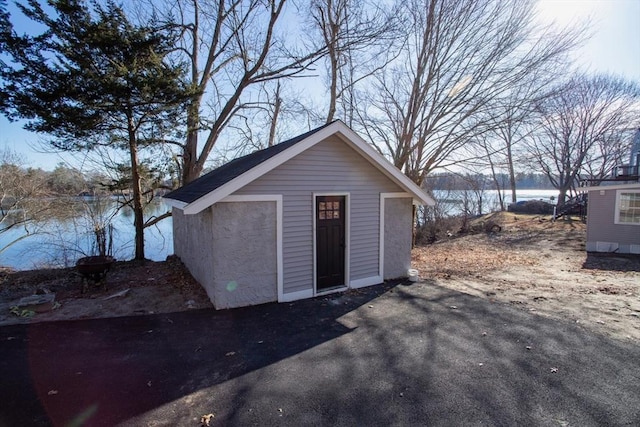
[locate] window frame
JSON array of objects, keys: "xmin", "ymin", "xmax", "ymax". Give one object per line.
[{"xmin": 614, "ymin": 189, "xmax": 640, "ymax": 225}]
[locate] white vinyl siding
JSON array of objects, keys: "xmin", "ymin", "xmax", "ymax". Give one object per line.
[{"xmin": 233, "ymin": 135, "xmax": 403, "ymax": 294}]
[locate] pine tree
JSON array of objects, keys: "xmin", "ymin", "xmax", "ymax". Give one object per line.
[{"xmin": 0, "ymin": 0, "xmax": 196, "ymax": 260}]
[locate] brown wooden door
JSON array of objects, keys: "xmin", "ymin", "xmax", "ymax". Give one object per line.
[{"xmin": 316, "ymin": 196, "xmax": 345, "ymax": 291}]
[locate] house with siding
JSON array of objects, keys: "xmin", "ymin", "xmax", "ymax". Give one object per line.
[
  {"xmin": 164, "ymin": 120, "xmax": 435, "ymax": 309},
  {"xmin": 578, "ymin": 129, "xmax": 640, "ymax": 254}
]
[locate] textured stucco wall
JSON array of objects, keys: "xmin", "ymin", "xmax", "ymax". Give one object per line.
[
  {"xmin": 383, "ymin": 198, "xmax": 413, "ymax": 279},
  {"xmin": 210, "ymin": 201, "xmax": 277, "ymax": 309},
  {"xmin": 172, "ymin": 207, "xmax": 217, "ymax": 303}
]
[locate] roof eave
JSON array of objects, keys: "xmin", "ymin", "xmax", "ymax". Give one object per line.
[
  {"xmin": 579, "ymin": 182, "xmax": 640, "ymax": 192},
  {"xmin": 332, "ymin": 126, "xmax": 435, "ymax": 206},
  {"xmin": 162, "ymin": 197, "xmax": 188, "ymax": 210}
]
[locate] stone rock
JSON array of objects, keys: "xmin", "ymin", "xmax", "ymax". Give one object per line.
[{"xmin": 16, "ymin": 293, "xmax": 56, "ymax": 313}]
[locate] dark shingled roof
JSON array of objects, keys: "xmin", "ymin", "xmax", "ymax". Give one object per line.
[{"xmin": 165, "ymin": 121, "xmax": 336, "ymax": 204}]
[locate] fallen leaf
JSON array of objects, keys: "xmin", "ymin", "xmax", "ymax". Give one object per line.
[{"xmin": 200, "ymin": 413, "xmax": 214, "ymax": 426}]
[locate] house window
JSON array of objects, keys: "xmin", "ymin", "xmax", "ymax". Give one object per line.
[{"xmin": 616, "ymin": 190, "xmax": 640, "ymax": 225}]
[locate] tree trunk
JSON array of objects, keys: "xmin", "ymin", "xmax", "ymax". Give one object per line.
[
  {"xmin": 128, "ymin": 118, "xmax": 145, "ymax": 260},
  {"xmin": 485, "ymin": 141, "xmax": 505, "ymax": 211},
  {"xmin": 326, "ymin": 44, "xmax": 338, "ymax": 124},
  {"xmin": 506, "ymin": 141, "xmax": 517, "ymax": 204},
  {"xmin": 182, "ymin": 100, "xmax": 201, "ymax": 185},
  {"xmin": 557, "ymin": 187, "xmax": 569, "ymax": 207},
  {"xmin": 268, "ymin": 82, "xmax": 282, "ymax": 147}
]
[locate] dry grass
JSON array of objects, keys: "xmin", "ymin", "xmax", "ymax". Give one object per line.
[
  {"xmin": 412, "ymin": 238, "xmax": 537, "ymax": 278},
  {"xmin": 412, "ymin": 212, "xmax": 576, "ymax": 278}
]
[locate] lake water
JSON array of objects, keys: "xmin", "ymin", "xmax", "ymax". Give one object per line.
[
  {"xmin": 0, "ymin": 198, "xmax": 174, "ymax": 270},
  {"xmin": 0, "ymin": 189, "xmax": 558, "ymax": 271},
  {"xmin": 433, "ymin": 188, "xmax": 558, "ymax": 215}
]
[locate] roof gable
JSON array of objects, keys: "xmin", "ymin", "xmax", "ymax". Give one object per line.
[
  {"xmin": 164, "ymin": 121, "xmax": 335, "ymax": 205},
  {"xmin": 165, "ymin": 120, "xmax": 435, "ymax": 214}
]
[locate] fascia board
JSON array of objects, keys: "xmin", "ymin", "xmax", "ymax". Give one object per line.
[
  {"xmin": 162, "ymin": 197, "xmax": 187, "ymax": 210},
  {"xmin": 579, "ymin": 183, "xmax": 640, "ymax": 192},
  {"xmin": 335, "ymin": 126, "xmax": 436, "ymax": 206}
]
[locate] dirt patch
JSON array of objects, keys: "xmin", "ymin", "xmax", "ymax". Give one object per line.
[
  {"xmin": 0, "ymin": 256, "xmax": 212, "ymax": 326},
  {"xmin": 413, "ymin": 212, "xmax": 640, "ymax": 342}
]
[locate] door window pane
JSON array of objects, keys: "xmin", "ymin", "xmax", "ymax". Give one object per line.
[{"xmin": 318, "ymin": 199, "xmax": 341, "ymax": 220}]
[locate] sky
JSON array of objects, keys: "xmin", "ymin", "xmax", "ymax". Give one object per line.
[{"xmin": 1, "ymin": 0, "xmax": 639, "ymax": 171}]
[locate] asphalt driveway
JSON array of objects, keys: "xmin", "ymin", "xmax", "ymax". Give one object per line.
[{"xmin": 1, "ymin": 279, "xmax": 639, "ymax": 426}]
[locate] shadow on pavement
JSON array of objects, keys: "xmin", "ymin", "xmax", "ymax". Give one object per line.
[
  {"xmin": 1, "ymin": 278, "xmax": 639, "ymax": 426},
  {"xmin": 0, "ymin": 281, "xmax": 397, "ymax": 426}
]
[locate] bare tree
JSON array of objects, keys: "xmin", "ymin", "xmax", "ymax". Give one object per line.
[
  {"xmin": 0, "ymin": 150, "xmax": 51, "ymax": 256},
  {"xmin": 212, "ymin": 79, "xmax": 315, "ymax": 158},
  {"xmin": 467, "ymin": 136, "xmax": 508, "ymax": 210},
  {"xmin": 309, "ymin": 0, "xmax": 398, "ymax": 124},
  {"xmin": 357, "ymin": 0, "xmax": 584, "ymax": 186},
  {"xmin": 526, "ymin": 74, "xmax": 640, "ymax": 206},
  {"xmin": 482, "ymin": 77, "xmax": 560, "ymax": 205},
  {"xmin": 581, "ymin": 128, "xmax": 636, "ymax": 182},
  {"xmin": 136, "ymin": 0, "xmax": 331, "ymax": 184}
]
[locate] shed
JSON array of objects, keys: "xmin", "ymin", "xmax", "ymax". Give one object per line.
[{"xmin": 164, "ymin": 120, "xmax": 435, "ymax": 309}]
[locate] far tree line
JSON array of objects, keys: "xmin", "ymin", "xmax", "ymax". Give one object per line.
[
  {"xmin": 0, "ymin": 159, "xmax": 172, "ymax": 199},
  {"xmin": 1, "ymin": 0, "xmax": 639, "ymax": 260}
]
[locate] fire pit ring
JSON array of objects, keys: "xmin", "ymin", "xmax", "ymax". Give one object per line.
[{"xmin": 76, "ymin": 255, "xmax": 115, "ymax": 293}]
